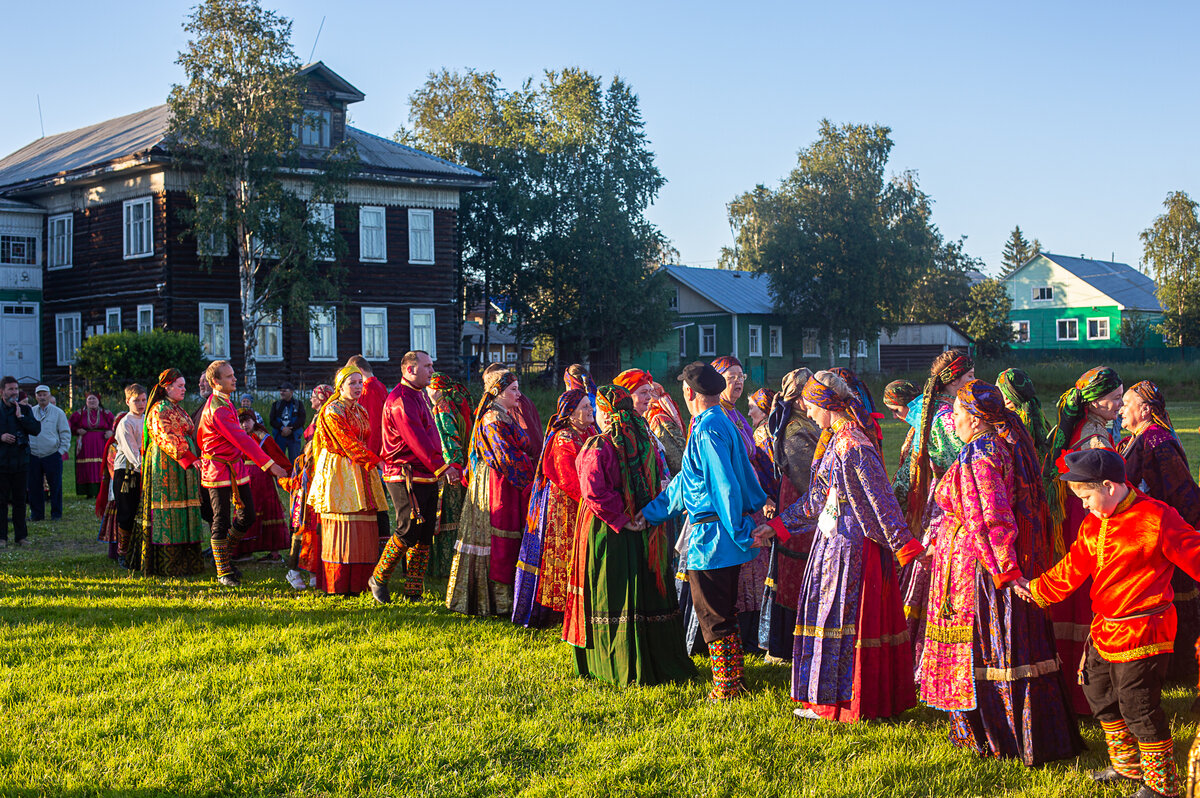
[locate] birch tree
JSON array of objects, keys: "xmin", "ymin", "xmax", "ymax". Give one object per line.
[{"xmin": 1140, "ymin": 191, "xmax": 1200, "ymax": 346}]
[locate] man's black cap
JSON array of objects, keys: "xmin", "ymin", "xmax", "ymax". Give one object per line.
[
  {"xmin": 1059, "ymin": 448, "xmax": 1126, "ymax": 484},
  {"xmin": 677, "ymin": 361, "xmax": 725, "ymax": 396},
  {"xmin": 279, "ymin": 382, "xmax": 294, "ymax": 391}
]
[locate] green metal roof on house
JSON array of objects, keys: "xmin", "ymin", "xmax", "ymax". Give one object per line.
[
  {"xmin": 1033, "ymin": 253, "xmax": 1161, "ymax": 312},
  {"xmin": 662, "ymin": 263, "xmax": 775, "ymax": 315}
]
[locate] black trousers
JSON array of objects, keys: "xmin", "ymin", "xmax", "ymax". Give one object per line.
[
  {"xmin": 385, "ymin": 481, "xmax": 438, "ymax": 547},
  {"xmin": 0, "ymin": 469, "xmax": 28, "ymax": 542},
  {"xmin": 688, "ymin": 564, "xmax": 741, "ymax": 643},
  {"xmin": 199, "ymin": 483, "xmax": 255, "ymax": 541},
  {"xmin": 26, "ymin": 453, "xmax": 63, "ymax": 520},
  {"xmin": 113, "ymin": 469, "xmax": 141, "ymax": 530},
  {"xmin": 1081, "ymin": 641, "xmax": 1171, "ymax": 742}
]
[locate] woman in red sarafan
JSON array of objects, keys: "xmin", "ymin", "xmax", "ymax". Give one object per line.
[
  {"xmin": 71, "ymin": 392, "xmax": 114, "ymax": 497},
  {"xmin": 233, "ymin": 409, "xmax": 292, "ymax": 563}
]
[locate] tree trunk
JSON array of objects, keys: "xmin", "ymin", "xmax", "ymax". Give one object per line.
[{"xmin": 237, "ymin": 214, "xmax": 258, "ymax": 392}]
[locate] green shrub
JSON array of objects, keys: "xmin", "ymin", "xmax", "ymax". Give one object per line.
[{"xmin": 73, "ymin": 331, "xmax": 209, "ymax": 397}]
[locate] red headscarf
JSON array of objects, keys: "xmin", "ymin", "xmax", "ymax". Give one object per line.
[
  {"xmin": 614, "ymin": 369, "xmax": 653, "ymax": 393},
  {"xmin": 710, "ymin": 356, "xmax": 743, "ymax": 374}
]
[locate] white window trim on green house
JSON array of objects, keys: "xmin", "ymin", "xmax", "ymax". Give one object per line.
[
  {"xmin": 699, "ymin": 324, "xmax": 716, "ymax": 356},
  {"xmin": 1013, "ymin": 320, "xmax": 1030, "ymax": 343},
  {"xmin": 769, "ymin": 326, "xmax": 782, "ymax": 357},
  {"xmin": 1056, "ymin": 318, "xmax": 1078, "ymax": 342},
  {"xmin": 1087, "ymin": 316, "xmax": 1110, "ymax": 341}
]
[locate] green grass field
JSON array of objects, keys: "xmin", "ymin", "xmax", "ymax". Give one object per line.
[{"xmin": 3, "ymin": 399, "xmax": 1199, "ymax": 796}]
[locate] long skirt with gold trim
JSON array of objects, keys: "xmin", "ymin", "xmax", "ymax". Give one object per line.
[
  {"xmin": 428, "ymin": 481, "xmax": 463, "ymax": 580},
  {"xmin": 446, "ymin": 465, "xmax": 512, "ymax": 617}
]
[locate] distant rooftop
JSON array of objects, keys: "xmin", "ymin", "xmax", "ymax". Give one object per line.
[
  {"xmin": 1032, "ymin": 252, "xmax": 1161, "ymax": 312},
  {"xmin": 662, "ymin": 263, "xmax": 776, "ymax": 315}
]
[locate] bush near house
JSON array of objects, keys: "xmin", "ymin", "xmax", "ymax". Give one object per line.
[{"xmin": 73, "ymin": 330, "xmax": 209, "ymax": 396}]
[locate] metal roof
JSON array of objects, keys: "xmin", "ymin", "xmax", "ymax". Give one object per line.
[
  {"xmin": 662, "ymin": 263, "xmax": 776, "ymax": 315},
  {"xmin": 0, "ymin": 104, "xmax": 484, "ymax": 192},
  {"xmin": 1040, "ymin": 253, "xmax": 1161, "ymax": 312},
  {"xmin": 0, "ymin": 197, "xmax": 44, "ymax": 213},
  {"xmin": 461, "ymin": 321, "xmax": 526, "ymax": 346}
]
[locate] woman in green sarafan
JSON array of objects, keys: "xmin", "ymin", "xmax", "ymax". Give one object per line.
[
  {"xmin": 563, "ymin": 385, "xmax": 695, "ymax": 686},
  {"xmin": 124, "ymin": 368, "xmax": 207, "ymax": 576}
]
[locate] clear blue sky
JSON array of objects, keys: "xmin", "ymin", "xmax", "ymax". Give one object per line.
[{"xmin": 2, "ymin": 0, "xmax": 1196, "ymax": 275}]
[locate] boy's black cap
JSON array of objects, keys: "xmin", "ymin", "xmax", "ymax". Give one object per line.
[
  {"xmin": 1058, "ymin": 448, "xmax": 1126, "ymax": 484},
  {"xmin": 677, "ymin": 361, "xmax": 726, "ymax": 396}
]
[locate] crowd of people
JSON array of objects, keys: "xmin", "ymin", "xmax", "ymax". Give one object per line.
[{"xmin": 4, "ymin": 348, "xmax": 1200, "ymax": 797}]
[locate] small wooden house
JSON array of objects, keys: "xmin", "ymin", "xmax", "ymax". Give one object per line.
[{"xmin": 0, "ymin": 62, "xmax": 490, "ymax": 389}]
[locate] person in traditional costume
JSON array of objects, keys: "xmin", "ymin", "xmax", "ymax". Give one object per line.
[
  {"xmin": 758, "ymin": 368, "xmax": 821, "ymax": 662},
  {"xmin": 1017, "ymin": 448, "xmax": 1200, "ymax": 798},
  {"xmin": 70, "ymin": 392, "xmax": 114, "ymax": 498},
  {"xmin": 893, "ymin": 350, "xmax": 974, "ymax": 682},
  {"xmin": 829, "ymin": 367, "xmax": 884, "ymax": 458},
  {"xmin": 996, "ymin": 368, "xmax": 1052, "ymax": 464},
  {"xmin": 747, "ymin": 387, "xmax": 780, "ymax": 498},
  {"xmin": 882, "ymin": 379, "xmax": 920, "ymax": 464},
  {"xmin": 305, "ymin": 385, "xmax": 334, "ymax": 442},
  {"xmin": 279, "ymin": 440, "xmax": 321, "ymax": 591},
  {"xmin": 563, "ymin": 385, "xmax": 695, "ymax": 686},
  {"xmin": 769, "ymin": 371, "xmax": 923, "ymax": 722},
  {"xmin": 369, "ymin": 351, "xmax": 458, "ymax": 604},
  {"xmin": 1119, "ymin": 380, "xmax": 1200, "ymax": 681},
  {"xmin": 197, "ymin": 361, "xmax": 287, "ymax": 587},
  {"xmin": 307, "ymin": 364, "xmax": 389, "ymax": 595},
  {"xmin": 563, "ymin": 363, "xmax": 598, "ymax": 413},
  {"xmin": 107, "ymin": 385, "xmax": 146, "ymax": 564},
  {"xmin": 446, "ymin": 369, "xmax": 536, "ymax": 616},
  {"xmin": 126, "ymin": 369, "xmax": 207, "ymax": 577},
  {"xmin": 640, "ymin": 362, "xmax": 773, "ymax": 700},
  {"xmin": 920, "ymin": 380, "xmax": 1083, "ymax": 765},
  {"xmin": 426, "ymin": 372, "xmax": 472, "ymax": 580},
  {"xmin": 1044, "ymin": 365, "xmax": 1123, "ymax": 715},
  {"xmin": 645, "ymin": 382, "xmax": 685, "ymax": 475},
  {"xmin": 710, "ymin": 355, "xmax": 774, "ymax": 654},
  {"xmin": 513, "ymin": 388, "xmax": 594, "ymax": 627},
  {"xmin": 95, "ymin": 410, "xmax": 125, "ymax": 560},
  {"xmin": 233, "ymin": 409, "xmax": 291, "ymax": 563},
  {"xmin": 484, "ymin": 362, "xmax": 543, "ymax": 456},
  {"xmin": 346, "ymin": 355, "xmax": 388, "ymax": 457},
  {"xmin": 238, "ymin": 394, "xmax": 264, "ymax": 425}
]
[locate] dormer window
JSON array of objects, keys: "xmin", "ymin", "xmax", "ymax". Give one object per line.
[{"xmin": 296, "ymin": 109, "xmax": 331, "ymax": 148}]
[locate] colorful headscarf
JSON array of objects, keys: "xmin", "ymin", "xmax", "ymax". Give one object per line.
[
  {"xmin": 830, "ymin": 366, "xmax": 883, "ymax": 450},
  {"xmin": 430, "ymin": 371, "xmax": 470, "ymax": 408},
  {"xmin": 311, "ymin": 384, "xmax": 334, "ymax": 405},
  {"xmin": 769, "ymin": 369, "xmax": 814, "ymax": 479},
  {"xmin": 547, "ymin": 389, "xmax": 588, "ymax": 436},
  {"xmin": 614, "ymin": 369, "xmax": 654, "ymax": 393},
  {"xmin": 996, "ymin": 368, "xmax": 1051, "ymax": 458},
  {"xmin": 710, "ymin": 356, "xmax": 743, "ymax": 374},
  {"xmin": 883, "ymin": 380, "xmax": 919, "ymax": 412},
  {"xmin": 780, "ymin": 368, "xmax": 814, "ymax": 402},
  {"xmin": 473, "ymin": 369, "xmax": 519, "ymax": 428},
  {"xmin": 907, "ymin": 351, "xmax": 973, "ymax": 531},
  {"xmin": 801, "ymin": 379, "xmax": 848, "ymax": 413},
  {"xmin": 645, "ymin": 382, "xmax": 683, "ymax": 432},
  {"xmin": 1044, "ymin": 366, "xmax": 1121, "ymax": 483},
  {"xmin": 749, "ymin": 388, "xmax": 775, "ymax": 416},
  {"xmin": 563, "ymin": 364, "xmax": 597, "ymax": 397},
  {"xmin": 956, "ymin": 379, "xmax": 1052, "ymax": 576},
  {"xmin": 1128, "ymin": 380, "xmax": 1175, "ymax": 439},
  {"xmin": 595, "ymin": 384, "xmax": 668, "ymax": 593}
]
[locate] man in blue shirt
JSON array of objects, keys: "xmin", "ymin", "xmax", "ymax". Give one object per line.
[{"xmin": 640, "ymin": 362, "xmax": 777, "ymax": 700}]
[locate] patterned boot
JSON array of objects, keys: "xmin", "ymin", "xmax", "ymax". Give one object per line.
[
  {"xmin": 369, "ymin": 535, "xmax": 408, "ymax": 605},
  {"xmin": 1138, "ymin": 739, "xmax": 1181, "ymax": 797},
  {"xmin": 211, "ymin": 538, "xmax": 239, "ymax": 587},
  {"xmin": 116, "ymin": 527, "xmax": 132, "ymax": 569},
  {"xmin": 707, "ymin": 634, "xmax": 748, "ymax": 701},
  {"xmin": 403, "ymin": 544, "xmax": 430, "ymax": 600},
  {"xmin": 1092, "ymin": 720, "xmax": 1142, "ymax": 784}
]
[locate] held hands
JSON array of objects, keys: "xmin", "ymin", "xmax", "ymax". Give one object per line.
[
  {"xmin": 444, "ymin": 465, "xmax": 462, "ymax": 484},
  {"xmin": 623, "ymin": 511, "xmax": 648, "ymax": 533},
  {"xmin": 1010, "ymin": 577, "xmax": 1034, "ymax": 603},
  {"xmin": 269, "ymin": 464, "xmax": 288, "ymax": 479},
  {"xmin": 751, "ymin": 523, "xmax": 776, "ymax": 548}
]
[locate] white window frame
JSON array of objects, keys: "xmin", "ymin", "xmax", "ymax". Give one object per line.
[
  {"xmin": 678, "ymin": 327, "xmax": 687, "ymax": 358},
  {"xmin": 409, "ymin": 307, "xmax": 436, "ymax": 361},
  {"xmin": 1056, "ymin": 318, "xmax": 1078, "ymax": 342},
  {"xmin": 198, "ymin": 302, "xmax": 230, "ymax": 360},
  {"xmin": 768, "ymin": 326, "xmax": 782, "ymax": 357},
  {"xmin": 1012, "ymin": 320, "xmax": 1030, "ymax": 344},
  {"xmin": 801, "ymin": 328, "xmax": 820, "ymax": 358},
  {"xmin": 105, "ymin": 307, "xmax": 121, "ymax": 334},
  {"xmin": 310, "ymin": 202, "xmax": 335, "ymax": 262},
  {"xmin": 256, "ymin": 311, "xmax": 283, "ymax": 362},
  {"xmin": 359, "ymin": 205, "xmax": 387, "ymax": 263},
  {"xmin": 55, "ymin": 312, "xmax": 81, "ymax": 366},
  {"xmin": 1032, "ymin": 286, "xmax": 1053, "ymax": 302},
  {"xmin": 747, "ymin": 325, "xmax": 762, "ymax": 357},
  {"xmin": 839, "ymin": 338, "xmax": 851, "ymax": 358},
  {"xmin": 856, "ymin": 339, "xmax": 868, "ymax": 358},
  {"xmin": 48, "ymin": 213, "xmax": 72, "ymax": 270},
  {"xmin": 297, "ymin": 109, "xmax": 331, "ymax": 148},
  {"xmin": 699, "ymin": 324, "xmax": 716, "ymax": 357},
  {"xmin": 1087, "ymin": 316, "xmax": 1111, "ymax": 341},
  {"xmin": 309, "ymin": 306, "xmax": 337, "ymax": 361},
  {"xmin": 407, "ymin": 209, "xmax": 435, "ymax": 265},
  {"xmin": 361, "ymin": 306, "xmax": 389, "ymax": 361},
  {"xmin": 137, "ymin": 304, "xmax": 154, "ymax": 333},
  {"xmin": 123, "ymin": 197, "xmax": 153, "ymax": 259}
]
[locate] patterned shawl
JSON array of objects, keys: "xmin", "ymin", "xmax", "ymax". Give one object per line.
[
  {"xmin": 614, "ymin": 369, "xmax": 653, "ymax": 393},
  {"xmin": 430, "ymin": 371, "xmax": 473, "ymax": 441},
  {"xmin": 907, "ymin": 352, "xmax": 973, "ymax": 531},
  {"xmin": 710, "ymin": 355, "xmax": 743, "ymax": 373},
  {"xmin": 645, "ymin": 382, "xmax": 683, "ymax": 433},
  {"xmin": 749, "ymin": 388, "xmax": 775, "ymax": 416},
  {"xmin": 143, "ymin": 368, "xmax": 184, "ymax": 454},
  {"xmin": 1043, "ymin": 366, "xmax": 1121, "ymax": 484},
  {"xmin": 769, "ymin": 368, "xmax": 813, "ymax": 478},
  {"xmin": 883, "ymin": 380, "xmax": 920, "ymax": 412},
  {"xmin": 802, "ymin": 378, "xmax": 853, "ymax": 465},
  {"xmin": 996, "ymin": 368, "xmax": 1051, "ymax": 458},
  {"xmin": 1128, "ymin": 380, "xmax": 1176, "ymax": 441}
]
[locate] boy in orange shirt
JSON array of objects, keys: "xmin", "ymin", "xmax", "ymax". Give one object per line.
[{"xmin": 1015, "ymin": 449, "xmax": 1200, "ymax": 798}]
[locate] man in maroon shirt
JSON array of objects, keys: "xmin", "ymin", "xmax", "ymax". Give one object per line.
[{"xmin": 369, "ymin": 350, "xmax": 462, "ymax": 604}]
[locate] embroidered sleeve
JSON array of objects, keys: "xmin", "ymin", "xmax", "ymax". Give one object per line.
[
  {"xmin": 151, "ymin": 405, "xmax": 197, "ymax": 468},
  {"xmin": 843, "ymin": 441, "xmax": 921, "ymax": 566},
  {"xmin": 434, "ymin": 408, "xmax": 466, "ymax": 467},
  {"xmin": 1030, "ymin": 531, "xmax": 1095, "ymax": 607},
  {"xmin": 477, "ymin": 417, "xmax": 535, "ymax": 490},
  {"xmin": 212, "ymin": 402, "xmax": 275, "ymax": 471},
  {"xmin": 957, "ymin": 444, "xmax": 1021, "ymax": 584},
  {"xmin": 321, "ymin": 405, "xmax": 382, "ymax": 468}
]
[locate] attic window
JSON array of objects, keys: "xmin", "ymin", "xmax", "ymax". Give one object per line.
[
  {"xmin": 1033, "ymin": 286, "xmax": 1053, "ymax": 302},
  {"xmin": 295, "ymin": 109, "xmax": 332, "ymax": 148}
]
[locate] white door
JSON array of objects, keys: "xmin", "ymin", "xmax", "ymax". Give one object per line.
[{"xmin": 1, "ymin": 303, "xmax": 40, "ymax": 383}]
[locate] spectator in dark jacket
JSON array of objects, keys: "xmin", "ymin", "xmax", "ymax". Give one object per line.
[
  {"xmin": 0, "ymin": 376, "xmax": 41, "ymax": 546},
  {"xmin": 269, "ymin": 383, "xmax": 306, "ymax": 463}
]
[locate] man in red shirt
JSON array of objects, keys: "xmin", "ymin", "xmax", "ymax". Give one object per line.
[
  {"xmin": 347, "ymin": 355, "xmax": 388, "ymax": 456},
  {"xmin": 198, "ymin": 361, "xmax": 287, "ymax": 587},
  {"xmin": 1016, "ymin": 449, "xmax": 1200, "ymax": 798},
  {"xmin": 369, "ymin": 350, "xmax": 461, "ymax": 604}
]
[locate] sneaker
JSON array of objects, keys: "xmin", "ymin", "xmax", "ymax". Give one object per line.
[
  {"xmin": 217, "ymin": 574, "xmax": 241, "ymax": 587},
  {"xmin": 308, "ymin": 573, "xmax": 319, "ymax": 588},
  {"xmin": 368, "ymin": 576, "xmax": 391, "ymax": 605},
  {"xmin": 793, "ymin": 707, "xmax": 822, "ymax": 720},
  {"xmin": 285, "ymin": 570, "xmax": 308, "ymax": 590}
]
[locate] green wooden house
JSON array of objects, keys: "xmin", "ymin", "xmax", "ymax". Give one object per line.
[
  {"xmin": 621, "ymin": 264, "xmax": 880, "ymax": 385},
  {"xmin": 1004, "ymin": 253, "xmax": 1165, "ymax": 350}
]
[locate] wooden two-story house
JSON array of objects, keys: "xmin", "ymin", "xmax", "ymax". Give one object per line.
[{"xmin": 0, "ymin": 62, "xmax": 489, "ymax": 389}]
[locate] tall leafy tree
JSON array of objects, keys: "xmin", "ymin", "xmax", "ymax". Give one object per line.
[
  {"xmin": 962, "ymin": 278, "xmax": 1015, "ymax": 358},
  {"xmin": 1140, "ymin": 190, "xmax": 1200, "ymax": 346},
  {"xmin": 896, "ymin": 235, "xmax": 977, "ymax": 326},
  {"xmin": 723, "ymin": 121, "xmax": 937, "ymax": 368},
  {"xmin": 401, "ymin": 68, "xmax": 671, "ymax": 373},
  {"xmin": 167, "ymin": 0, "xmax": 355, "ymax": 389}
]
